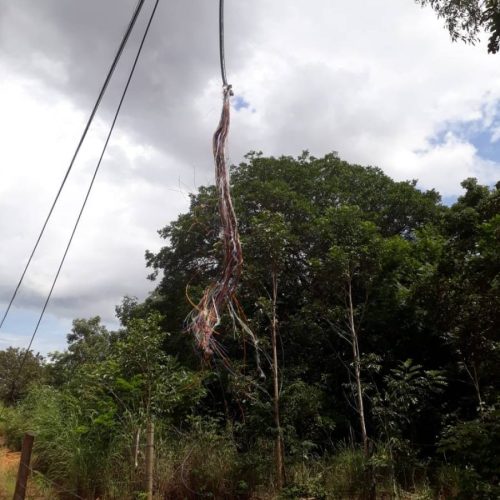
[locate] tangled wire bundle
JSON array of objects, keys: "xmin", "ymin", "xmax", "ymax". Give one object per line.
[{"xmin": 188, "ymin": 84, "xmax": 243, "ymax": 355}]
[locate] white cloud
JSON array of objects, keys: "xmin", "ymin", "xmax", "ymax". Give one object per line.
[
  {"xmin": 234, "ymin": 1, "xmax": 500, "ymax": 191},
  {"xmin": 0, "ymin": 0, "xmax": 500, "ymax": 350},
  {"xmin": 0, "ymin": 332, "xmax": 33, "ymax": 350},
  {"xmin": 491, "ymin": 126, "xmax": 500, "ymax": 143},
  {"xmin": 385, "ymin": 132, "xmax": 499, "ymax": 196},
  {"xmin": 0, "ymin": 76, "xmax": 190, "ymax": 327}
]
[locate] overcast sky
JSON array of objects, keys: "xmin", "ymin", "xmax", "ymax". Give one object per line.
[{"xmin": 0, "ymin": 0, "xmax": 499, "ymax": 354}]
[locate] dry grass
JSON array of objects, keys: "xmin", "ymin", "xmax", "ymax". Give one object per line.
[
  {"xmin": 0, "ymin": 441, "xmax": 57, "ymax": 500},
  {"xmin": 0, "ymin": 443, "xmax": 19, "ymax": 499}
]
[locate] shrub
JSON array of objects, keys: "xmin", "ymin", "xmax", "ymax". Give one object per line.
[{"xmin": 438, "ymin": 406, "xmax": 500, "ymax": 498}]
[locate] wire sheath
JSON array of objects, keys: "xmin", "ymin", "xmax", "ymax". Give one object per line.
[
  {"xmin": 0, "ymin": 0, "xmax": 146, "ymax": 331},
  {"xmin": 219, "ymin": 0, "xmax": 228, "ymax": 86}
]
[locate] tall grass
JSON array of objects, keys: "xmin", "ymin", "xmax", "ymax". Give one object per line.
[
  {"xmin": 2, "ymin": 389, "xmax": 271, "ymax": 498},
  {"xmin": 0, "ymin": 390, "xmax": 486, "ymax": 499}
]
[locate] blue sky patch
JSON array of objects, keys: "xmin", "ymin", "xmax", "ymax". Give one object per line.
[
  {"xmin": 430, "ymin": 103, "xmax": 500, "ymax": 163},
  {"xmin": 0, "ymin": 307, "xmax": 72, "ymax": 354},
  {"xmin": 466, "ymin": 128, "xmax": 499, "ymax": 163},
  {"xmin": 442, "ymin": 194, "xmax": 458, "ymax": 206},
  {"xmin": 233, "ymin": 95, "xmax": 250, "ymax": 111}
]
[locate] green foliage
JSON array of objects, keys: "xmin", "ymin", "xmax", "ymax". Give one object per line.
[
  {"xmin": 0, "ymin": 314, "xmax": 206, "ymax": 497},
  {"xmin": 0, "ymin": 401, "xmax": 25, "ymax": 449},
  {"xmin": 435, "ymin": 180, "xmax": 500, "ymax": 413},
  {"xmin": 163, "ymin": 416, "xmax": 241, "ymax": 497},
  {"xmin": 439, "ymin": 405, "xmax": 500, "ymax": 497},
  {"xmin": 141, "ymin": 153, "xmax": 497, "ymax": 496},
  {"xmin": 110, "ymin": 312, "xmax": 205, "ymax": 419},
  {"xmin": 6, "ymin": 385, "xmax": 99, "ymax": 493},
  {"xmin": 372, "ymin": 359, "xmax": 447, "ymax": 441},
  {"xmin": 416, "ymin": 0, "xmax": 500, "ymax": 54},
  {"xmin": 280, "ymin": 380, "xmax": 335, "ymax": 458},
  {"xmin": 0, "ymin": 347, "xmax": 45, "ymax": 403},
  {"xmin": 2, "ymin": 153, "xmax": 498, "ymax": 497},
  {"xmin": 47, "ymin": 316, "xmax": 112, "ymax": 387}
]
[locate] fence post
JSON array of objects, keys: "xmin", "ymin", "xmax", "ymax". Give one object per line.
[
  {"xmin": 13, "ymin": 432, "xmax": 34, "ymax": 500},
  {"xmin": 145, "ymin": 420, "xmax": 154, "ymax": 500}
]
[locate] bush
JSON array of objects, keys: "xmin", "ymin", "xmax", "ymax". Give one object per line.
[
  {"xmin": 156, "ymin": 417, "xmax": 269, "ymax": 499},
  {"xmin": 0, "ymin": 402, "xmax": 25, "ymax": 449},
  {"xmin": 438, "ymin": 407, "xmax": 500, "ymax": 498}
]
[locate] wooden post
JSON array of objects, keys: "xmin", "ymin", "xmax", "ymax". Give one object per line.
[
  {"xmin": 145, "ymin": 420, "xmax": 154, "ymax": 500},
  {"xmin": 13, "ymin": 432, "xmax": 34, "ymax": 500}
]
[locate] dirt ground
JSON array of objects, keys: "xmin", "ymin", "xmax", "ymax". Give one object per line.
[
  {"xmin": 0, "ymin": 439, "xmax": 53, "ymax": 500},
  {"xmin": 0, "ymin": 444, "xmax": 21, "ymax": 499}
]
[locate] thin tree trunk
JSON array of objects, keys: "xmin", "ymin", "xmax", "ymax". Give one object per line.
[
  {"xmin": 134, "ymin": 426, "xmax": 141, "ymax": 469},
  {"xmin": 465, "ymin": 361, "xmax": 484, "ymax": 415},
  {"xmin": 271, "ymin": 271, "xmax": 285, "ymax": 489},
  {"xmin": 347, "ymin": 277, "xmax": 369, "ymax": 457},
  {"xmin": 346, "ymin": 276, "xmax": 376, "ymax": 500},
  {"xmin": 145, "ymin": 420, "xmax": 154, "ymax": 500}
]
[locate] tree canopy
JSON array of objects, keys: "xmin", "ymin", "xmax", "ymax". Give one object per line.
[{"xmin": 1, "ymin": 152, "xmax": 498, "ymax": 498}]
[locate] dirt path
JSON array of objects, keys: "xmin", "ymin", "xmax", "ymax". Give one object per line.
[
  {"xmin": 0, "ymin": 444, "xmax": 20, "ymax": 499},
  {"xmin": 0, "ymin": 439, "xmax": 53, "ymax": 500}
]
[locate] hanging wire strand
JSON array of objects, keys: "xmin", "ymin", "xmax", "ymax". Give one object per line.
[
  {"xmin": 10, "ymin": 0, "xmax": 161, "ymax": 396},
  {"xmin": 188, "ymin": 0, "xmax": 249, "ymax": 361},
  {"xmin": 0, "ymin": 0, "xmax": 146, "ymax": 331}
]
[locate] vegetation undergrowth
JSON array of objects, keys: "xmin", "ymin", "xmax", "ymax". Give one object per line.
[{"xmin": 0, "ymin": 153, "xmax": 498, "ymax": 498}]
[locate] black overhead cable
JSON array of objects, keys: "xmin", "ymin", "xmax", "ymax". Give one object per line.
[
  {"xmin": 11, "ymin": 0, "xmax": 160, "ymax": 389},
  {"xmin": 219, "ymin": 0, "xmax": 228, "ymax": 87},
  {"xmin": 0, "ymin": 0, "xmax": 146, "ymax": 331}
]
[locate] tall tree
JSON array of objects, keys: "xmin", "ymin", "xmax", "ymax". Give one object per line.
[
  {"xmin": 244, "ymin": 210, "xmax": 293, "ymax": 488},
  {"xmin": 145, "ymin": 152, "xmax": 444, "ymax": 450},
  {"xmin": 0, "ymin": 347, "xmax": 45, "ymax": 403},
  {"xmin": 435, "ymin": 179, "xmax": 500, "ymax": 413}
]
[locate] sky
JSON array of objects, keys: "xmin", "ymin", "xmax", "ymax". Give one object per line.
[{"xmin": 0, "ymin": 0, "xmax": 499, "ymax": 355}]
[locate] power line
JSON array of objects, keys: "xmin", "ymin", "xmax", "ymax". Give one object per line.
[
  {"xmin": 11, "ymin": 0, "xmax": 161, "ymax": 391},
  {"xmin": 219, "ymin": 0, "xmax": 228, "ymax": 87},
  {"xmin": 0, "ymin": 0, "xmax": 146, "ymax": 331}
]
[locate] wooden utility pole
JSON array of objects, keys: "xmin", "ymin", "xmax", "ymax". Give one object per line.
[
  {"xmin": 13, "ymin": 432, "xmax": 34, "ymax": 500},
  {"xmin": 145, "ymin": 420, "xmax": 154, "ymax": 500}
]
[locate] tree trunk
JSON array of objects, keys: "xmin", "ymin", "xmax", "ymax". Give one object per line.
[
  {"xmin": 346, "ymin": 277, "xmax": 376, "ymax": 499},
  {"xmin": 465, "ymin": 361, "xmax": 484, "ymax": 415},
  {"xmin": 271, "ymin": 271, "xmax": 285, "ymax": 489},
  {"xmin": 347, "ymin": 277, "xmax": 369, "ymax": 457},
  {"xmin": 134, "ymin": 426, "xmax": 141, "ymax": 469},
  {"xmin": 145, "ymin": 420, "xmax": 154, "ymax": 500}
]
